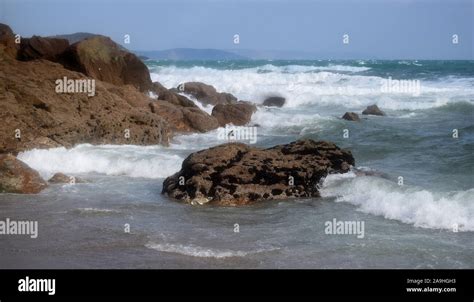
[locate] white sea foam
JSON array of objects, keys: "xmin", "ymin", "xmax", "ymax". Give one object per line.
[
  {"xmin": 74, "ymin": 208, "xmax": 120, "ymax": 214},
  {"xmin": 320, "ymin": 174, "xmax": 474, "ymax": 231},
  {"xmin": 145, "ymin": 242, "xmax": 278, "ymax": 258},
  {"xmin": 17, "ymin": 144, "xmax": 183, "ymax": 179},
  {"xmin": 250, "ymin": 109, "xmax": 333, "ymax": 134},
  {"xmin": 150, "ymin": 64, "xmax": 474, "ymax": 110}
]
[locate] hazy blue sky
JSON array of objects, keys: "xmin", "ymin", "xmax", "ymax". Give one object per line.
[{"xmin": 1, "ymin": 0, "xmax": 472, "ymax": 59}]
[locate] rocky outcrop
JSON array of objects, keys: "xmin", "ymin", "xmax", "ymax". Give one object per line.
[
  {"xmin": 175, "ymin": 82, "xmax": 258, "ymax": 125},
  {"xmin": 211, "ymin": 101, "xmax": 257, "ymax": 126},
  {"xmin": 362, "ymin": 105, "xmax": 385, "ymax": 116},
  {"xmin": 0, "ymin": 154, "xmax": 48, "ymax": 194},
  {"xmin": 342, "ymin": 112, "xmax": 360, "ymax": 121},
  {"xmin": 0, "ymin": 23, "xmax": 18, "ymax": 60},
  {"xmin": 48, "ymin": 172, "xmax": 84, "ymax": 184},
  {"xmin": 149, "ymin": 101, "xmax": 219, "ymax": 133},
  {"xmin": 179, "ymin": 82, "xmax": 237, "ymax": 106},
  {"xmin": 18, "ymin": 36, "xmax": 69, "ymax": 61},
  {"xmin": 162, "ymin": 139, "xmax": 355, "ymax": 206},
  {"xmin": 263, "ymin": 96, "xmax": 285, "ymax": 107},
  {"xmin": 149, "ymin": 81, "xmax": 219, "ymax": 132},
  {"xmin": 0, "ymin": 57, "xmax": 171, "ymax": 154},
  {"xmin": 59, "ymin": 36, "xmax": 152, "ymax": 92}
]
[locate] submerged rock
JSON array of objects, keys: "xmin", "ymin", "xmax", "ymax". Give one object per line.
[
  {"xmin": 162, "ymin": 139, "xmax": 354, "ymax": 206},
  {"xmin": 0, "ymin": 154, "xmax": 48, "ymax": 194},
  {"xmin": 342, "ymin": 112, "xmax": 360, "ymax": 121},
  {"xmin": 362, "ymin": 104, "xmax": 385, "ymax": 116},
  {"xmin": 48, "ymin": 172, "xmax": 84, "ymax": 184},
  {"xmin": 263, "ymin": 96, "xmax": 285, "ymax": 107}
]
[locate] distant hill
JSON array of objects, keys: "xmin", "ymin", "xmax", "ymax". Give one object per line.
[
  {"xmin": 49, "ymin": 32, "xmax": 99, "ymax": 44},
  {"xmin": 48, "ymin": 33, "xmax": 130, "ymax": 52},
  {"xmin": 136, "ymin": 48, "xmax": 248, "ymax": 60},
  {"xmin": 226, "ymin": 49, "xmax": 379, "ymax": 60},
  {"xmin": 135, "ymin": 48, "xmax": 376, "ymax": 61}
]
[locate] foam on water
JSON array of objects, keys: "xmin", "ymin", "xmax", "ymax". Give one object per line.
[
  {"xmin": 250, "ymin": 109, "xmax": 331, "ymax": 134},
  {"xmin": 149, "ymin": 64, "xmax": 474, "ymax": 110},
  {"xmin": 320, "ymin": 173, "xmax": 474, "ymax": 231},
  {"xmin": 17, "ymin": 144, "xmax": 183, "ymax": 179},
  {"xmin": 73, "ymin": 208, "xmax": 120, "ymax": 215},
  {"xmin": 145, "ymin": 242, "xmax": 278, "ymax": 258}
]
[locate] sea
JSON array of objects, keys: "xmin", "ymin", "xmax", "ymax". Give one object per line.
[{"xmin": 1, "ymin": 60, "xmax": 473, "ymax": 268}]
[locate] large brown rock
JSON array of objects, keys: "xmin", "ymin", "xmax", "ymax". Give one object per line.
[
  {"xmin": 179, "ymin": 82, "xmax": 237, "ymax": 106},
  {"xmin": 0, "ymin": 57, "xmax": 172, "ymax": 153},
  {"xmin": 162, "ymin": 139, "xmax": 355, "ymax": 206},
  {"xmin": 0, "ymin": 154, "xmax": 48, "ymax": 194},
  {"xmin": 211, "ymin": 101, "xmax": 257, "ymax": 126},
  {"xmin": 0, "ymin": 23, "xmax": 18, "ymax": 60},
  {"xmin": 59, "ymin": 36, "xmax": 152, "ymax": 92},
  {"xmin": 18, "ymin": 36, "xmax": 69, "ymax": 61}
]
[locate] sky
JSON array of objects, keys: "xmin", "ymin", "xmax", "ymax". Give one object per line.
[{"xmin": 0, "ymin": 0, "xmax": 472, "ymax": 59}]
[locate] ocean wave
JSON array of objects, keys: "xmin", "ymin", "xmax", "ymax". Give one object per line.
[
  {"xmin": 434, "ymin": 101, "xmax": 474, "ymax": 113},
  {"xmin": 320, "ymin": 174, "xmax": 474, "ymax": 231},
  {"xmin": 145, "ymin": 241, "xmax": 278, "ymax": 258},
  {"xmin": 17, "ymin": 144, "xmax": 183, "ymax": 179},
  {"xmin": 150, "ymin": 65, "xmax": 474, "ymax": 110},
  {"xmin": 253, "ymin": 64, "xmax": 371, "ymax": 73},
  {"xmin": 251, "ymin": 109, "xmax": 330, "ymax": 130}
]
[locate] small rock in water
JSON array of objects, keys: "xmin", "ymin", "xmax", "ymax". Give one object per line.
[
  {"xmin": 342, "ymin": 112, "xmax": 360, "ymax": 121},
  {"xmin": 48, "ymin": 172, "xmax": 84, "ymax": 184},
  {"xmin": 263, "ymin": 96, "xmax": 285, "ymax": 107},
  {"xmin": 362, "ymin": 104, "xmax": 385, "ymax": 116}
]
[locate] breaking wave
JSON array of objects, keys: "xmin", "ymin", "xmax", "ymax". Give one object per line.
[
  {"xmin": 17, "ymin": 144, "xmax": 183, "ymax": 179},
  {"xmin": 320, "ymin": 173, "xmax": 474, "ymax": 231}
]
